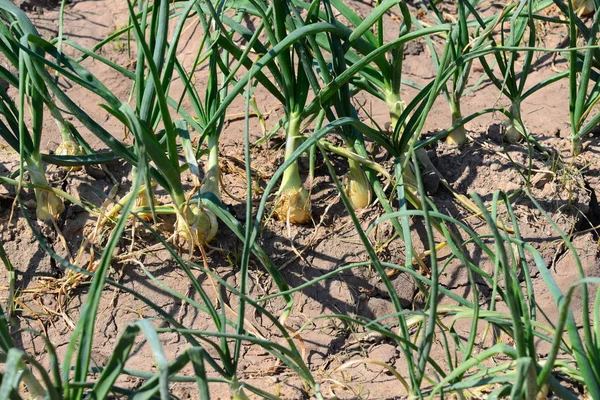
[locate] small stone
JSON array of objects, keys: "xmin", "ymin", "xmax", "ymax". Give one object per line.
[
  {"xmin": 502, "ymin": 181, "xmax": 521, "ymax": 193},
  {"xmin": 369, "ymin": 343, "xmax": 396, "ymax": 364},
  {"xmin": 361, "ymin": 297, "xmax": 395, "ymax": 321},
  {"xmin": 24, "ymin": 199, "xmax": 37, "ymax": 209},
  {"xmin": 531, "ymin": 172, "xmax": 553, "ymax": 188},
  {"xmin": 85, "ymin": 165, "xmax": 106, "ymax": 180},
  {"xmin": 423, "ymin": 171, "xmax": 440, "ymax": 195},
  {"xmin": 404, "ymin": 40, "xmax": 424, "ymax": 56}
]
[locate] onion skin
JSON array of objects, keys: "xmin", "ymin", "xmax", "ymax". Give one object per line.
[
  {"xmin": 274, "ymin": 187, "xmax": 311, "ymax": 224},
  {"xmin": 344, "ymin": 161, "xmax": 372, "ymax": 210},
  {"xmin": 28, "ymin": 159, "xmax": 65, "ymax": 222},
  {"xmin": 55, "ymin": 141, "xmax": 84, "ymax": 172},
  {"xmin": 574, "ymin": 0, "xmax": 595, "ymax": 16},
  {"xmin": 446, "ymin": 110, "xmax": 468, "ymax": 146},
  {"xmin": 35, "ymin": 190, "xmax": 65, "ymax": 222},
  {"xmin": 135, "ymin": 193, "xmax": 155, "ymax": 222},
  {"xmin": 504, "ymin": 103, "xmax": 524, "ymax": 143},
  {"xmin": 176, "ymin": 204, "xmax": 218, "ymax": 246},
  {"xmin": 503, "ymin": 121, "xmax": 523, "ymax": 143}
]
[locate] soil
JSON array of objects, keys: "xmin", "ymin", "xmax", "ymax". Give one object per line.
[{"xmin": 1, "ymin": 1, "xmax": 599, "ymax": 399}]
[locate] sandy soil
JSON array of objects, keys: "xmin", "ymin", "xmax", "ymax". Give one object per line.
[{"xmin": 1, "ymin": 0, "xmax": 599, "ymax": 399}]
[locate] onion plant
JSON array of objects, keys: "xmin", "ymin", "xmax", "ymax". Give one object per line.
[
  {"xmin": 9, "ymin": 0, "xmax": 223, "ymax": 246},
  {"xmin": 318, "ymin": 0, "xmax": 413, "ymax": 132},
  {"xmin": 248, "ymin": 1, "xmax": 315, "ymax": 224},
  {"xmin": 111, "ymin": 0, "xmax": 222, "ymax": 247},
  {"xmin": 0, "ymin": 2, "xmax": 67, "ymax": 222},
  {"xmin": 288, "ymin": 0, "xmax": 374, "ymax": 209},
  {"xmin": 424, "ymin": 0, "xmax": 479, "ymax": 146},
  {"xmin": 562, "ymin": 0, "xmax": 600, "ymax": 154},
  {"xmin": 469, "ymin": 0, "xmax": 542, "ymax": 144},
  {"xmin": 213, "ymin": 0, "xmax": 375, "ymax": 218}
]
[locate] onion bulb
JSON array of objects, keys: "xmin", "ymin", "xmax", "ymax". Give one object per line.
[
  {"xmin": 446, "ymin": 108, "xmax": 468, "ymax": 146},
  {"xmin": 230, "ymin": 379, "xmax": 250, "ymax": 400},
  {"xmin": 275, "ymin": 112, "xmax": 311, "ymax": 224},
  {"xmin": 274, "ymin": 186, "xmax": 311, "ymax": 224},
  {"xmin": 504, "ymin": 103, "xmax": 524, "ymax": 143},
  {"xmin": 232, "ymin": 388, "xmax": 250, "ymax": 400},
  {"xmin": 135, "ymin": 192, "xmax": 155, "ymax": 222},
  {"xmin": 574, "ymin": 0, "xmax": 595, "ymax": 16},
  {"xmin": 176, "ymin": 204, "xmax": 218, "ymax": 246},
  {"xmin": 27, "ymin": 159, "xmax": 64, "ymax": 222},
  {"xmin": 344, "ymin": 160, "xmax": 372, "ymax": 209},
  {"xmin": 35, "ymin": 190, "xmax": 65, "ymax": 222},
  {"xmin": 55, "ymin": 140, "xmax": 84, "ymax": 172}
]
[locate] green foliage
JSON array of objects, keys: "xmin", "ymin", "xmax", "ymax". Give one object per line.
[{"xmin": 0, "ymin": 0, "xmax": 598, "ymax": 399}]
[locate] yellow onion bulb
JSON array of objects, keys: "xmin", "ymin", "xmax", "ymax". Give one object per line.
[
  {"xmin": 446, "ymin": 112, "xmax": 468, "ymax": 146},
  {"xmin": 231, "ymin": 388, "xmax": 250, "ymax": 400},
  {"xmin": 55, "ymin": 141, "xmax": 84, "ymax": 172},
  {"xmin": 344, "ymin": 163, "xmax": 372, "ymax": 209},
  {"xmin": 503, "ymin": 119, "xmax": 523, "ymax": 143},
  {"xmin": 230, "ymin": 378, "xmax": 250, "ymax": 400},
  {"xmin": 503, "ymin": 104, "xmax": 524, "ymax": 143},
  {"xmin": 574, "ymin": 0, "xmax": 595, "ymax": 15},
  {"xmin": 176, "ymin": 204, "xmax": 218, "ymax": 246},
  {"xmin": 35, "ymin": 190, "xmax": 65, "ymax": 222},
  {"xmin": 274, "ymin": 187, "xmax": 311, "ymax": 224},
  {"xmin": 135, "ymin": 193, "xmax": 156, "ymax": 222},
  {"xmin": 388, "ymin": 99, "xmax": 405, "ymax": 130}
]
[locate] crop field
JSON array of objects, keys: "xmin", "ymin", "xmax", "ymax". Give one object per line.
[{"xmin": 1, "ymin": 0, "xmax": 600, "ymax": 398}]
